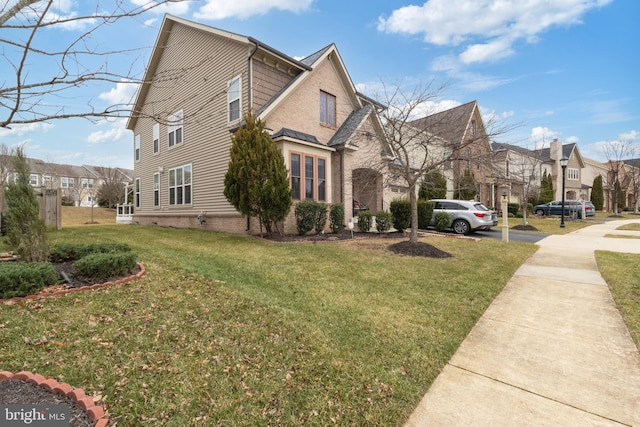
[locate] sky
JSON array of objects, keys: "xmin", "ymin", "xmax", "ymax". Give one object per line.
[{"xmin": 1, "ymin": 0, "xmax": 638, "ymax": 169}]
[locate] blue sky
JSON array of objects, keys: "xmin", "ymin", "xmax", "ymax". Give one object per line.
[{"xmin": 1, "ymin": 0, "xmax": 638, "ymax": 169}]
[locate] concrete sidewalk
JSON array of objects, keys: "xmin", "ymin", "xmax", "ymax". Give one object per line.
[{"xmin": 405, "ymin": 219, "xmax": 640, "ymax": 426}]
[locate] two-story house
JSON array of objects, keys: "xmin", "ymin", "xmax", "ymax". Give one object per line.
[{"xmin": 126, "ymin": 15, "xmax": 397, "ymax": 233}]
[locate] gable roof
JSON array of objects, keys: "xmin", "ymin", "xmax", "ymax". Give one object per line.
[
  {"xmin": 536, "ymin": 142, "xmax": 585, "ymax": 167},
  {"xmin": 328, "ymin": 104, "xmax": 373, "ymax": 148},
  {"xmin": 127, "ymin": 14, "xmax": 312, "ymax": 130},
  {"xmin": 408, "ymin": 100, "xmax": 479, "ymax": 144}
]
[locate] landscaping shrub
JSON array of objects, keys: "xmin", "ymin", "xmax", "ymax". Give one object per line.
[
  {"xmin": 73, "ymin": 252, "xmax": 138, "ymax": 281},
  {"xmin": 357, "ymin": 211, "xmax": 373, "ymax": 232},
  {"xmin": 374, "ymin": 211, "xmax": 393, "ymax": 233},
  {"xmin": 507, "ymin": 203, "xmax": 520, "ymax": 216},
  {"xmin": 294, "ymin": 200, "xmax": 317, "ymax": 235},
  {"xmin": 0, "ymin": 262, "xmax": 58, "ymax": 299},
  {"xmin": 50, "ymin": 242, "xmax": 132, "ymax": 262},
  {"xmin": 329, "ymin": 203, "xmax": 344, "ymax": 234},
  {"xmin": 433, "ymin": 211, "xmax": 452, "ymax": 232},
  {"xmin": 418, "ymin": 200, "xmax": 435, "ymax": 229},
  {"xmin": 313, "ymin": 202, "xmax": 327, "ymax": 234},
  {"xmin": 390, "ymin": 199, "xmax": 411, "ymax": 232}
]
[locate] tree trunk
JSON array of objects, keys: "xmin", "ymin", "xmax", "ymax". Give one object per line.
[{"xmin": 409, "ymin": 185, "xmax": 419, "ymax": 243}]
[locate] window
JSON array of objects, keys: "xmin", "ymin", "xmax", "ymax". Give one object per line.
[
  {"xmin": 290, "ymin": 152, "xmax": 326, "ymax": 202},
  {"xmin": 153, "ymin": 172, "xmax": 160, "ymax": 207},
  {"xmin": 153, "ymin": 123, "xmax": 160, "ymax": 154},
  {"xmin": 470, "ymin": 120, "xmax": 476, "ymax": 136},
  {"xmin": 135, "ymin": 178, "xmax": 140, "ymax": 208},
  {"xmin": 168, "ymin": 110, "xmax": 183, "ymax": 147},
  {"xmin": 61, "ymin": 177, "xmax": 74, "ymax": 188},
  {"xmin": 228, "ymin": 76, "xmax": 241, "ymax": 122},
  {"xmin": 29, "ymin": 174, "xmax": 39, "ymax": 186},
  {"xmin": 81, "ymin": 178, "xmax": 94, "ymax": 189},
  {"xmin": 168, "ymin": 164, "xmax": 192, "ymax": 205},
  {"xmin": 317, "ymin": 158, "xmax": 326, "ymax": 201},
  {"xmin": 305, "ymin": 156, "xmax": 314, "ymax": 199},
  {"xmin": 135, "ymin": 134, "xmax": 141, "ymax": 161},
  {"xmin": 43, "ymin": 175, "xmax": 51, "ymax": 183},
  {"xmin": 320, "ymin": 91, "xmax": 336, "ymax": 127},
  {"xmin": 291, "ymin": 154, "xmax": 301, "ymax": 200},
  {"xmin": 567, "ymin": 168, "xmax": 579, "ymax": 180}
]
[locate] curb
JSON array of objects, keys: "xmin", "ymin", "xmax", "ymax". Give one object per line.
[
  {"xmin": 0, "ymin": 370, "xmax": 108, "ymax": 426},
  {"xmin": 1, "ymin": 262, "xmax": 145, "ymax": 305}
]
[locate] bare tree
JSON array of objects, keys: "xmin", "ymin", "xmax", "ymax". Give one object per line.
[
  {"xmin": 624, "ymin": 143, "xmax": 640, "ymax": 214},
  {"xmin": 365, "ymin": 81, "xmax": 514, "ymax": 243},
  {"xmin": 602, "ymin": 138, "xmax": 633, "ymax": 215},
  {"xmin": 94, "ymin": 166, "xmax": 127, "ymax": 208},
  {"xmin": 0, "ymin": 0, "xmax": 190, "ymax": 129}
]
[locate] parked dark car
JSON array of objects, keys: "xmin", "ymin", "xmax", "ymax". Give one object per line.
[
  {"xmin": 533, "ymin": 200, "xmax": 595, "ymax": 218},
  {"xmin": 430, "ymin": 199, "xmax": 497, "ymax": 234}
]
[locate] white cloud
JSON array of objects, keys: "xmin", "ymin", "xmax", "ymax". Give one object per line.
[
  {"xmin": 87, "ymin": 119, "xmax": 129, "ymax": 144},
  {"xmin": 566, "ymin": 135, "xmax": 580, "ymax": 144},
  {"xmin": 98, "ymin": 80, "xmax": 138, "ymax": 105},
  {"xmin": 378, "ymin": 0, "xmax": 613, "ymax": 64},
  {"xmin": 0, "ymin": 122, "xmax": 53, "ymax": 137},
  {"xmin": 619, "ymin": 130, "xmax": 638, "ymax": 142},
  {"xmin": 130, "ymin": 0, "xmax": 192, "ymax": 15},
  {"xmin": 530, "ymin": 126, "xmax": 560, "ymax": 148},
  {"xmin": 194, "ymin": 0, "xmax": 313, "ymax": 20}
]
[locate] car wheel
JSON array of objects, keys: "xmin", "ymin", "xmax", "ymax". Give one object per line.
[
  {"xmin": 535, "ymin": 209, "xmax": 545, "ymax": 216},
  {"xmin": 452, "ymin": 219, "xmax": 470, "ymax": 235}
]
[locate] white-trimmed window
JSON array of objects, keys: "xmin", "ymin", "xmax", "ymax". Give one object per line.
[
  {"xmin": 320, "ymin": 91, "xmax": 336, "ymax": 127},
  {"xmin": 290, "ymin": 153, "xmax": 326, "ymax": 202},
  {"xmin": 135, "ymin": 178, "xmax": 140, "ymax": 208},
  {"xmin": 567, "ymin": 168, "xmax": 579, "ymax": 180},
  {"xmin": 168, "ymin": 110, "xmax": 183, "ymax": 147},
  {"xmin": 81, "ymin": 178, "xmax": 94, "ymax": 189},
  {"xmin": 61, "ymin": 177, "xmax": 74, "ymax": 188},
  {"xmin": 228, "ymin": 76, "xmax": 241, "ymax": 122},
  {"xmin": 153, "ymin": 172, "xmax": 160, "ymax": 207},
  {"xmin": 29, "ymin": 174, "xmax": 39, "ymax": 186},
  {"xmin": 135, "ymin": 134, "xmax": 141, "ymax": 162},
  {"xmin": 153, "ymin": 123, "xmax": 160, "ymax": 154},
  {"xmin": 168, "ymin": 164, "xmax": 192, "ymax": 205}
]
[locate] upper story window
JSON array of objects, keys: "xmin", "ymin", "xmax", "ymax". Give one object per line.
[
  {"xmin": 168, "ymin": 110, "xmax": 183, "ymax": 147},
  {"xmin": 290, "ymin": 152, "xmax": 327, "ymax": 202},
  {"xmin": 320, "ymin": 91, "xmax": 336, "ymax": 127},
  {"xmin": 169, "ymin": 164, "xmax": 192, "ymax": 205},
  {"xmin": 567, "ymin": 168, "xmax": 579, "ymax": 180},
  {"xmin": 153, "ymin": 123, "xmax": 160, "ymax": 154},
  {"xmin": 61, "ymin": 177, "xmax": 74, "ymax": 188},
  {"xmin": 29, "ymin": 174, "xmax": 39, "ymax": 186},
  {"xmin": 228, "ymin": 76, "xmax": 241, "ymax": 122},
  {"xmin": 81, "ymin": 178, "xmax": 94, "ymax": 189},
  {"xmin": 470, "ymin": 120, "xmax": 477, "ymax": 136},
  {"xmin": 134, "ymin": 134, "xmax": 141, "ymax": 162}
]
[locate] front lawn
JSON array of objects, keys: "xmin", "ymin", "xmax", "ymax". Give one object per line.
[{"xmin": 0, "ymin": 226, "xmax": 535, "ymax": 426}]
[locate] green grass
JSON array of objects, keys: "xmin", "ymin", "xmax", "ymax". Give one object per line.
[
  {"xmin": 597, "ymin": 251, "xmax": 640, "ymax": 349},
  {"xmin": 0, "ymin": 226, "xmax": 536, "ymax": 426}
]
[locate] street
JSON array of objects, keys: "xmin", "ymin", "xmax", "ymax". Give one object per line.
[{"xmin": 473, "ymin": 228, "xmax": 549, "ymax": 244}]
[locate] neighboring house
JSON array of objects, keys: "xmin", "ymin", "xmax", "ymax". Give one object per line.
[
  {"xmin": 408, "ymin": 101, "xmax": 495, "ymax": 207},
  {"xmin": 491, "ymin": 142, "xmax": 545, "ymax": 207},
  {"xmin": 127, "ymin": 14, "xmax": 394, "ymax": 233},
  {"xmin": 2, "ymin": 157, "xmax": 132, "ymax": 207}
]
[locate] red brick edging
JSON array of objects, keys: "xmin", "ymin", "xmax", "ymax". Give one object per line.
[
  {"xmin": 1, "ymin": 262, "xmax": 145, "ymax": 305},
  {"xmin": 0, "ymin": 370, "xmax": 109, "ymax": 426}
]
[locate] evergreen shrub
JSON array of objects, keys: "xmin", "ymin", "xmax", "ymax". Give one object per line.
[
  {"xmin": 74, "ymin": 252, "xmax": 138, "ymax": 281},
  {"xmin": 329, "ymin": 203, "xmax": 344, "ymax": 234},
  {"xmin": 418, "ymin": 200, "xmax": 435, "ymax": 229},
  {"xmin": 357, "ymin": 211, "xmax": 373, "ymax": 232},
  {"xmin": 0, "ymin": 262, "xmax": 58, "ymax": 299},
  {"xmin": 374, "ymin": 211, "xmax": 393, "ymax": 233},
  {"xmin": 434, "ymin": 211, "xmax": 452, "ymax": 232},
  {"xmin": 390, "ymin": 200, "xmax": 411, "ymax": 232}
]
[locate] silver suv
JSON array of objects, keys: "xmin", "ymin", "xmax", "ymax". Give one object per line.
[{"xmin": 430, "ymin": 199, "xmax": 497, "ymax": 235}]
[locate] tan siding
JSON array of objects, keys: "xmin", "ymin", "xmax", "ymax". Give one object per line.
[
  {"xmin": 132, "ymin": 22, "xmax": 250, "ymax": 220},
  {"xmin": 251, "ymin": 59, "xmax": 296, "ymax": 111}
]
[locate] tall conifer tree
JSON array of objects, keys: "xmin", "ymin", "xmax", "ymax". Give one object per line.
[{"xmin": 224, "ymin": 112, "xmax": 291, "ymax": 235}]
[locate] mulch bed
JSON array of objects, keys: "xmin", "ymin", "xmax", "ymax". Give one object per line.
[
  {"xmin": 0, "ymin": 379, "xmax": 95, "ymax": 427},
  {"xmin": 260, "ymin": 229, "xmax": 457, "ymax": 258}
]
